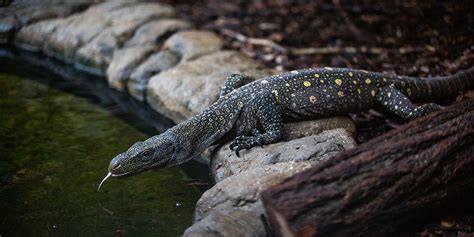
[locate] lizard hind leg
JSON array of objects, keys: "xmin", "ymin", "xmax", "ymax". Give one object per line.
[
  {"xmin": 376, "ymin": 85, "xmax": 443, "ymax": 120},
  {"xmin": 229, "ymin": 91, "xmax": 283, "ymax": 156},
  {"xmin": 220, "ymin": 73, "xmax": 255, "ymax": 98}
]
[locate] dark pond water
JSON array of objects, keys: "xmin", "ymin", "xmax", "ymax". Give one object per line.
[{"xmin": 0, "ymin": 50, "xmax": 210, "ymax": 236}]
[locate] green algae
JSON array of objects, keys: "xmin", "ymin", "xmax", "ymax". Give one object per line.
[{"xmin": 0, "ymin": 72, "xmax": 202, "ymax": 236}]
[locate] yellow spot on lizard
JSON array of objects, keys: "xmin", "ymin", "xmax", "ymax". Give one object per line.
[
  {"xmin": 337, "ymin": 91, "xmax": 345, "ymax": 97},
  {"xmin": 365, "ymin": 78, "xmax": 372, "ymax": 84},
  {"xmin": 335, "ymin": 79, "xmax": 342, "ymax": 85},
  {"xmin": 314, "ymin": 73, "xmax": 320, "ymax": 78},
  {"xmin": 353, "ymin": 80, "xmax": 357, "ymax": 85},
  {"xmin": 309, "ymin": 95, "xmax": 317, "ymax": 103},
  {"xmin": 371, "ymin": 90, "xmax": 376, "ymax": 96},
  {"xmin": 348, "ymin": 72, "xmax": 353, "ymax": 77},
  {"xmin": 303, "ymin": 81, "xmax": 311, "ymax": 87},
  {"xmin": 357, "ymin": 88, "xmax": 361, "ymax": 94},
  {"xmin": 285, "ymin": 83, "xmax": 290, "ymax": 87}
]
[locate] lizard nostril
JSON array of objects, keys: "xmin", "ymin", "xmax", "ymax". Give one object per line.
[{"xmin": 108, "ymin": 160, "xmax": 121, "ymax": 172}]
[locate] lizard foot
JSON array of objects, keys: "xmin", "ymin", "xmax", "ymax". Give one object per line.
[{"xmin": 229, "ymin": 129, "xmax": 263, "ymax": 157}]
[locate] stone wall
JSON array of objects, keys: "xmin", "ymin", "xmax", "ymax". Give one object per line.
[{"xmin": 0, "ymin": 1, "xmax": 357, "ymax": 236}]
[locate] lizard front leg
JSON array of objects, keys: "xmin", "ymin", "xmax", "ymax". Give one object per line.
[
  {"xmin": 376, "ymin": 85, "xmax": 443, "ymax": 119},
  {"xmin": 229, "ymin": 91, "xmax": 283, "ymax": 156},
  {"xmin": 220, "ymin": 73, "xmax": 255, "ymax": 98}
]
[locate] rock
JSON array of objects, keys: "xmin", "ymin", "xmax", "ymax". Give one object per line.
[
  {"xmin": 128, "ymin": 50, "xmax": 180, "ymax": 100},
  {"xmin": 185, "ymin": 162, "xmax": 314, "ymax": 237},
  {"xmin": 125, "ymin": 19, "xmax": 192, "ymax": 47},
  {"xmin": 74, "ymin": 21, "xmax": 144, "ymax": 75},
  {"xmin": 183, "ymin": 208, "xmax": 266, "ymax": 237},
  {"xmin": 162, "ymin": 30, "xmax": 224, "ymax": 62},
  {"xmin": 127, "ymin": 30, "xmax": 223, "ymax": 101},
  {"xmin": 281, "ymin": 116, "xmax": 356, "ymax": 140},
  {"xmin": 0, "ymin": 14, "xmax": 19, "ymax": 43},
  {"xmin": 211, "ymin": 127, "xmax": 356, "ymax": 183},
  {"xmin": 14, "ymin": 3, "xmax": 89, "ymax": 26},
  {"xmin": 74, "ymin": 5, "xmax": 179, "ymax": 75},
  {"xmin": 147, "ymin": 50, "xmax": 271, "ymax": 122},
  {"xmin": 14, "ymin": 18, "xmax": 65, "ymax": 51},
  {"xmin": 44, "ymin": 2, "xmax": 175, "ymax": 62},
  {"xmin": 106, "ymin": 45, "xmax": 156, "ymax": 91},
  {"xmin": 0, "ymin": 1, "xmax": 91, "ymax": 44}
]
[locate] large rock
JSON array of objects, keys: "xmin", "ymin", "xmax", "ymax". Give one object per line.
[
  {"xmin": 106, "ymin": 45, "xmax": 156, "ymax": 91},
  {"xmin": 211, "ymin": 127, "xmax": 356, "ymax": 183},
  {"xmin": 183, "ymin": 208, "xmax": 266, "ymax": 237},
  {"xmin": 0, "ymin": 14, "xmax": 19, "ymax": 43},
  {"xmin": 74, "ymin": 5, "xmax": 179, "ymax": 75},
  {"xmin": 14, "ymin": 18, "xmax": 66, "ymax": 51},
  {"xmin": 184, "ymin": 161, "xmax": 314, "ymax": 237},
  {"xmin": 74, "ymin": 21, "xmax": 145, "ymax": 75},
  {"xmin": 162, "ymin": 30, "xmax": 224, "ymax": 62},
  {"xmin": 126, "ymin": 29, "xmax": 224, "ymax": 100},
  {"xmin": 125, "ymin": 19, "xmax": 192, "ymax": 47},
  {"xmin": 13, "ymin": 3, "xmax": 89, "ymax": 26},
  {"xmin": 44, "ymin": 2, "xmax": 175, "ymax": 62},
  {"xmin": 147, "ymin": 50, "xmax": 271, "ymax": 122},
  {"xmin": 128, "ymin": 50, "xmax": 180, "ymax": 100},
  {"xmin": 0, "ymin": 1, "xmax": 91, "ymax": 44}
]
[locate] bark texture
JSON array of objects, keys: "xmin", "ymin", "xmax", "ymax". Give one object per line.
[{"xmin": 261, "ymin": 99, "xmax": 474, "ymax": 237}]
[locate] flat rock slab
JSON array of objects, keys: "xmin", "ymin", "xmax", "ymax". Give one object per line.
[
  {"xmin": 163, "ymin": 30, "xmax": 224, "ymax": 62},
  {"xmin": 125, "ymin": 18, "xmax": 192, "ymax": 47},
  {"xmin": 74, "ymin": 6, "xmax": 181, "ymax": 75},
  {"xmin": 106, "ymin": 45, "xmax": 156, "ymax": 91},
  {"xmin": 162, "ymin": 30, "xmax": 224, "ymax": 62},
  {"xmin": 75, "ymin": 21, "xmax": 145, "ymax": 75},
  {"xmin": 127, "ymin": 30, "xmax": 223, "ymax": 100},
  {"xmin": 0, "ymin": 14, "xmax": 19, "ymax": 43},
  {"xmin": 211, "ymin": 127, "xmax": 356, "ymax": 183},
  {"xmin": 185, "ymin": 161, "xmax": 313, "ymax": 237},
  {"xmin": 183, "ymin": 208, "xmax": 266, "ymax": 237},
  {"xmin": 128, "ymin": 50, "xmax": 181, "ymax": 101},
  {"xmin": 0, "ymin": 1, "xmax": 92, "ymax": 44},
  {"xmin": 147, "ymin": 50, "xmax": 272, "ymax": 123},
  {"xmin": 44, "ymin": 2, "xmax": 175, "ymax": 62},
  {"xmin": 14, "ymin": 18, "xmax": 65, "ymax": 51}
]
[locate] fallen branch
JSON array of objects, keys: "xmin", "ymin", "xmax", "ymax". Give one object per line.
[
  {"xmin": 290, "ymin": 46, "xmax": 425, "ymax": 55},
  {"xmin": 261, "ymin": 99, "xmax": 474, "ymax": 237},
  {"xmin": 220, "ymin": 28, "xmax": 288, "ymax": 53}
]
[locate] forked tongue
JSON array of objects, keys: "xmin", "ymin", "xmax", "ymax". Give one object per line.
[{"xmin": 97, "ymin": 172, "xmax": 112, "ymax": 192}]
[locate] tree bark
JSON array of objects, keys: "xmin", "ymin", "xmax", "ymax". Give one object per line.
[{"xmin": 261, "ymin": 99, "xmax": 474, "ymax": 237}]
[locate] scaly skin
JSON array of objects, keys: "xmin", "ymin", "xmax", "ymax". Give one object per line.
[{"xmin": 106, "ymin": 67, "xmax": 474, "ymax": 177}]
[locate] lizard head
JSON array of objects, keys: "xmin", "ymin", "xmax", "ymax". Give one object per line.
[{"xmin": 107, "ymin": 131, "xmax": 179, "ymax": 177}]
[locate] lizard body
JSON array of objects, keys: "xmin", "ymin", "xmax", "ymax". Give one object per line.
[{"xmin": 106, "ymin": 67, "xmax": 474, "ymax": 177}]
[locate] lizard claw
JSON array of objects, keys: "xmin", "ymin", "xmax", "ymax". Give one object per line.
[{"xmin": 229, "ymin": 134, "xmax": 264, "ymax": 156}]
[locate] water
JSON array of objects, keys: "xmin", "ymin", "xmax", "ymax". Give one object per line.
[{"xmin": 0, "ymin": 51, "xmax": 209, "ymax": 236}]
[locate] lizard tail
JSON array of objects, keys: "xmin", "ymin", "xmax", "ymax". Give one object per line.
[{"xmin": 398, "ymin": 67, "xmax": 474, "ymax": 102}]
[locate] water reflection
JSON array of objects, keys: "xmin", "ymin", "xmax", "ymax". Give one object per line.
[{"xmin": 0, "ymin": 49, "xmax": 210, "ymax": 236}]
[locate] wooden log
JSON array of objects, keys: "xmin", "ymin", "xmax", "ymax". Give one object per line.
[{"xmin": 261, "ymin": 99, "xmax": 474, "ymax": 237}]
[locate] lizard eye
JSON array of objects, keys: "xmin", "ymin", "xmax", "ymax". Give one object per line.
[{"xmin": 141, "ymin": 150, "xmax": 152, "ymax": 157}]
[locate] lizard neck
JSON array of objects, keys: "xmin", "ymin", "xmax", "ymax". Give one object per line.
[{"xmin": 167, "ymin": 104, "xmax": 238, "ymax": 166}]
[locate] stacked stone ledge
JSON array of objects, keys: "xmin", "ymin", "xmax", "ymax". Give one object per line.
[{"xmin": 1, "ymin": 1, "xmax": 358, "ymax": 236}]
